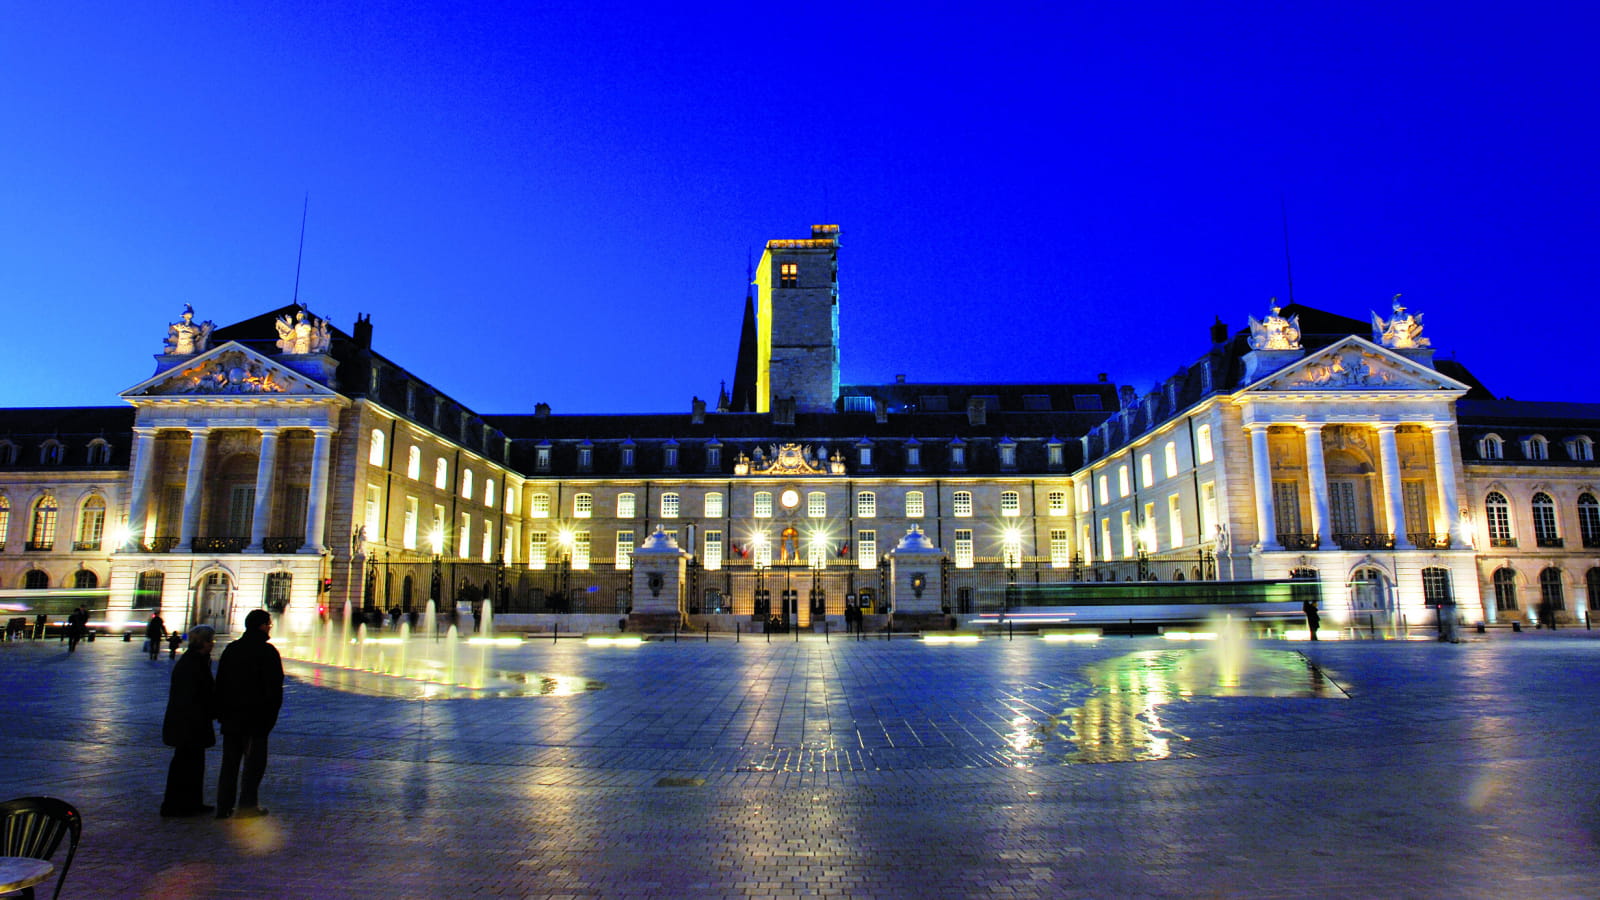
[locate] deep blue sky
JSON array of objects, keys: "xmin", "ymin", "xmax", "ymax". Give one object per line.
[{"xmin": 3, "ymin": 3, "xmax": 1596, "ymax": 414}]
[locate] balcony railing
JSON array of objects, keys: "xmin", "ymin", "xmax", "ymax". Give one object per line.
[
  {"xmin": 1279, "ymin": 533, "xmax": 1320, "ymax": 550},
  {"xmin": 1407, "ymin": 533, "xmax": 1452, "ymax": 549},
  {"xmin": 264, "ymin": 537, "xmax": 304, "ymax": 553},
  {"xmin": 1334, "ymin": 533, "xmax": 1395, "ymax": 551},
  {"xmin": 73, "ymin": 540, "xmax": 101, "ymax": 552},
  {"xmin": 1489, "ymin": 537, "xmax": 1518, "ymax": 549},
  {"xmin": 1584, "ymin": 536, "xmax": 1600, "ymax": 549},
  {"xmin": 193, "ymin": 537, "xmax": 250, "ymax": 553},
  {"xmin": 24, "ymin": 541, "xmax": 53, "ymax": 552},
  {"xmin": 148, "ymin": 536, "xmax": 180, "ymax": 553},
  {"xmin": 1536, "ymin": 536, "xmax": 1565, "ymax": 548}
]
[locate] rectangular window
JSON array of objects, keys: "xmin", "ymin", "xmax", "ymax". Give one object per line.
[
  {"xmin": 407, "ymin": 447, "xmax": 421, "ymax": 480},
  {"xmin": 1200, "ymin": 482, "xmax": 1217, "ymax": 538},
  {"xmin": 432, "ymin": 504, "xmax": 446, "ymax": 551},
  {"xmin": 1403, "ymin": 481, "xmax": 1429, "ymax": 535},
  {"xmin": 1422, "ymin": 568, "xmax": 1453, "ymax": 607},
  {"xmin": 365, "ymin": 484, "xmax": 382, "ymax": 541},
  {"xmin": 616, "ymin": 531, "xmax": 634, "ymax": 570},
  {"xmin": 1049, "ymin": 529, "xmax": 1070, "ymax": 568},
  {"xmin": 1118, "ymin": 465, "xmax": 1131, "ymax": 498},
  {"xmin": 1196, "ymin": 424, "xmax": 1214, "ymax": 464},
  {"xmin": 461, "ymin": 469, "xmax": 473, "ymax": 501},
  {"xmin": 754, "ymin": 535, "xmax": 772, "ymax": 568},
  {"xmin": 857, "ymin": 529, "xmax": 877, "ymax": 569},
  {"xmin": 1143, "ymin": 502, "xmax": 1157, "ymax": 552},
  {"xmin": 857, "ymin": 492, "xmax": 876, "ymax": 517},
  {"xmin": 906, "ymin": 491, "xmax": 925, "ymax": 518},
  {"xmin": 706, "ymin": 446, "xmax": 721, "ymax": 469},
  {"xmin": 953, "ymin": 529, "xmax": 973, "ymax": 569},
  {"xmin": 1097, "ymin": 475, "xmax": 1109, "ymax": 505},
  {"xmin": 661, "ymin": 493, "xmax": 680, "ymax": 518},
  {"xmin": 808, "ymin": 492, "xmax": 827, "ymax": 517},
  {"xmin": 531, "ymin": 493, "xmax": 550, "ymax": 518},
  {"xmin": 485, "ymin": 479, "xmax": 496, "ymax": 508},
  {"xmin": 704, "ymin": 530, "xmax": 723, "ymax": 570},
  {"xmin": 704, "ymin": 492, "xmax": 724, "ymax": 518},
  {"xmin": 577, "ymin": 446, "xmax": 592, "ymax": 470},
  {"xmin": 483, "ymin": 523, "xmax": 493, "ymax": 563},
  {"xmin": 228, "ymin": 486, "xmax": 254, "ymax": 538},
  {"xmin": 617, "ymin": 493, "xmax": 636, "ymax": 518},
  {"xmin": 1273, "ymin": 481, "xmax": 1302, "ymax": 536},
  {"xmin": 1140, "ymin": 453, "xmax": 1154, "ymax": 487},
  {"xmin": 572, "ymin": 531, "xmax": 591, "ymax": 570},
  {"xmin": 1078, "ymin": 482, "xmax": 1091, "ymax": 512},
  {"xmin": 435, "ymin": 458, "xmax": 448, "ymax": 489},
  {"xmin": 459, "ymin": 513, "xmax": 471, "ymax": 559},
  {"xmin": 1100, "ymin": 517, "xmax": 1113, "ymax": 562},
  {"xmin": 953, "ymin": 491, "xmax": 973, "ymax": 517},
  {"xmin": 403, "ymin": 497, "xmax": 418, "ymax": 550},
  {"xmin": 754, "ymin": 492, "xmax": 773, "ymax": 518},
  {"xmin": 779, "ymin": 261, "xmax": 798, "ymax": 287},
  {"xmin": 530, "ymin": 532, "xmax": 548, "ymax": 569},
  {"xmin": 1081, "ymin": 524, "xmax": 1094, "ymax": 565},
  {"xmin": 1168, "ymin": 494, "xmax": 1183, "ymax": 547},
  {"xmin": 1047, "ymin": 490, "xmax": 1067, "ymax": 515},
  {"xmin": 1000, "ymin": 491, "xmax": 1020, "ymax": 517},
  {"xmin": 574, "ymin": 493, "xmax": 592, "ymax": 518},
  {"xmin": 664, "ymin": 446, "xmax": 679, "ymax": 469},
  {"xmin": 1121, "ymin": 510, "xmax": 1134, "ymax": 558},
  {"xmin": 1164, "ymin": 441, "xmax": 1178, "ymax": 478}
]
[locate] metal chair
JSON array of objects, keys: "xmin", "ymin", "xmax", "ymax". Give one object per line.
[{"xmin": 0, "ymin": 797, "xmax": 81, "ymax": 900}]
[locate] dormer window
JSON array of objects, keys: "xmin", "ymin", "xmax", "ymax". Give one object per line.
[
  {"xmin": 949, "ymin": 440, "xmax": 966, "ymax": 471},
  {"xmin": 86, "ymin": 440, "xmax": 112, "ymax": 466},
  {"xmin": 620, "ymin": 441, "xmax": 636, "ymax": 471},
  {"xmin": 40, "ymin": 441, "xmax": 63, "ymax": 466},
  {"xmin": 663, "ymin": 441, "xmax": 679, "ymax": 472},
  {"xmin": 1046, "ymin": 439, "xmax": 1064, "ymax": 471},
  {"xmin": 577, "ymin": 442, "xmax": 593, "ymax": 472},
  {"xmin": 857, "ymin": 440, "xmax": 873, "ymax": 470},
  {"xmin": 905, "ymin": 439, "xmax": 921, "ymax": 470},
  {"xmin": 705, "ymin": 441, "xmax": 722, "ymax": 472},
  {"xmin": 0, "ymin": 441, "xmax": 16, "ymax": 465},
  {"xmin": 998, "ymin": 438, "xmax": 1017, "ymax": 471},
  {"xmin": 535, "ymin": 442, "xmax": 551, "ymax": 472},
  {"xmin": 1524, "ymin": 435, "xmax": 1549, "ymax": 460},
  {"xmin": 1569, "ymin": 436, "xmax": 1596, "ymax": 462},
  {"xmin": 1479, "ymin": 434, "xmax": 1503, "ymax": 460}
]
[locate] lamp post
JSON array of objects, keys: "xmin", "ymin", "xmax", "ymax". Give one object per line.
[
  {"xmin": 429, "ymin": 526, "xmax": 444, "ymax": 607},
  {"xmin": 751, "ymin": 531, "xmax": 768, "ymax": 622},
  {"xmin": 557, "ymin": 528, "xmax": 575, "ymax": 613}
]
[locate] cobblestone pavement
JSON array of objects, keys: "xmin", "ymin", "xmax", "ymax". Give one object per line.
[{"xmin": 3, "ymin": 629, "xmax": 1599, "ymax": 898}]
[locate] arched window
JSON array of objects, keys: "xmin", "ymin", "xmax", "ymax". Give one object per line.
[
  {"xmin": 530, "ymin": 493, "xmax": 550, "ymax": 517},
  {"xmin": 407, "ymin": 446, "xmax": 421, "ymax": 479},
  {"xmin": 484, "ymin": 478, "xmax": 495, "ymax": 508},
  {"xmin": 616, "ymin": 492, "xmax": 636, "ymax": 518},
  {"xmin": 807, "ymin": 491, "xmax": 826, "ymax": 518},
  {"xmin": 1492, "ymin": 567, "xmax": 1518, "ymax": 611},
  {"xmin": 434, "ymin": 457, "xmax": 448, "ymax": 489},
  {"xmin": 856, "ymin": 491, "xmax": 876, "ymax": 517},
  {"xmin": 0, "ymin": 441, "xmax": 16, "ymax": 465},
  {"xmin": 1579, "ymin": 493, "xmax": 1600, "ymax": 548},
  {"xmin": 369, "ymin": 429, "xmax": 386, "ymax": 466},
  {"xmin": 1195, "ymin": 425, "xmax": 1214, "ymax": 464},
  {"xmin": 29, "ymin": 494, "xmax": 58, "ymax": 550},
  {"xmin": 86, "ymin": 439, "xmax": 112, "ymax": 466},
  {"xmin": 1480, "ymin": 434, "xmax": 1503, "ymax": 459},
  {"xmin": 1569, "ymin": 437, "xmax": 1595, "ymax": 462},
  {"xmin": 704, "ymin": 492, "xmax": 724, "ymax": 518},
  {"xmin": 1540, "ymin": 567, "xmax": 1566, "ymax": 612},
  {"xmin": 952, "ymin": 491, "xmax": 973, "ymax": 517},
  {"xmin": 1588, "ymin": 567, "xmax": 1600, "ymax": 612},
  {"xmin": 134, "ymin": 571, "xmax": 164, "ymax": 609},
  {"xmin": 1525, "ymin": 435, "xmax": 1549, "ymax": 460},
  {"xmin": 461, "ymin": 469, "xmax": 473, "ymax": 501},
  {"xmin": 265, "ymin": 572, "xmax": 292, "ymax": 611},
  {"xmin": 39, "ymin": 440, "xmax": 63, "ymax": 465},
  {"xmin": 1485, "ymin": 492, "xmax": 1514, "ymax": 546},
  {"xmin": 660, "ymin": 492, "xmax": 680, "ymax": 518},
  {"xmin": 76, "ymin": 495, "xmax": 106, "ymax": 549},
  {"xmin": 0, "ymin": 495, "xmax": 10, "ymax": 550},
  {"xmin": 23, "ymin": 570, "xmax": 48, "ymax": 589},
  {"xmin": 1000, "ymin": 491, "xmax": 1021, "ymax": 517},
  {"xmin": 72, "ymin": 570, "xmax": 98, "ymax": 589},
  {"xmin": 573, "ymin": 493, "xmax": 592, "ymax": 518},
  {"xmin": 905, "ymin": 490, "xmax": 925, "ymax": 518},
  {"xmin": 753, "ymin": 492, "xmax": 773, "ymax": 518},
  {"xmin": 1532, "ymin": 492, "xmax": 1561, "ymax": 546}
]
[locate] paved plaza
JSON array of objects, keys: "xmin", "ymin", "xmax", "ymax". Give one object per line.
[{"xmin": 2, "ymin": 628, "xmax": 1599, "ymax": 898}]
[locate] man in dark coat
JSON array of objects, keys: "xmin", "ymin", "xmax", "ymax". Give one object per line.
[
  {"xmin": 161, "ymin": 624, "xmax": 216, "ymax": 817},
  {"xmin": 1303, "ymin": 598, "xmax": 1321, "ymax": 641},
  {"xmin": 214, "ymin": 609, "xmax": 284, "ymax": 819},
  {"xmin": 146, "ymin": 612, "xmax": 166, "ymax": 661}
]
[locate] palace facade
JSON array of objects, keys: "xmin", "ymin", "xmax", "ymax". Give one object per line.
[{"xmin": 2, "ymin": 224, "xmax": 1597, "ymax": 633}]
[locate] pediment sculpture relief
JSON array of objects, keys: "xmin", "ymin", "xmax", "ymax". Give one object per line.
[
  {"xmin": 1247, "ymin": 304, "xmax": 1301, "ymax": 350},
  {"xmin": 1280, "ymin": 350, "xmax": 1401, "ymax": 389},
  {"xmin": 737, "ymin": 443, "xmax": 832, "ymax": 476},
  {"xmin": 164, "ymin": 305, "xmax": 216, "ymax": 356},
  {"xmin": 163, "ymin": 350, "xmax": 289, "ymax": 395},
  {"xmin": 275, "ymin": 307, "xmax": 333, "ymax": 355},
  {"xmin": 1370, "ymin": 295, "xmax": 1430, "ymax": 350}
]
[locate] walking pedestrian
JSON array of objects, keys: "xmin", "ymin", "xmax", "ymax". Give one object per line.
[
  {"xmin": 215, "ymin": 609, "xmax": 283, "ymax": 819},
  {"xmin": 146, "ymin": 612, "xmax": 166, "ymax": 661},
  {"xmin": 161, "ymin": 625, "xmax": 216, "ymax": 817},
  {"xmin": 1303, "ymin": 598, "xmax": 1321, "ymax": 641},
  {"xmin": 67, "ymin": 607, "xmax": 88, "ymax": 652}
]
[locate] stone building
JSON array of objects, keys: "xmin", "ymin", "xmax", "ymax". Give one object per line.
[{"xmin": 0, "ymin": 225, "xmax": 1595, "ymax": 634}]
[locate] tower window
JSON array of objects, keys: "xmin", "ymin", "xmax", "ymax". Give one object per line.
[{"xmin": 779, "ymin": 262, "xmax": 798, "ymax": 288}]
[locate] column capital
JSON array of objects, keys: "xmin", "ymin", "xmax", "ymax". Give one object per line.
[
  {"xmin": 1243, "ymin": 422, "xmax": 1272, "ymax": 434},
  {"xmin": 132, "ymin": 426, "xmax": 162, "ymax": 439},
  {"xmin": 1426, "ymin": 421, "xmax": 1454, "ymax": 434},
  {"xmin": 1373, "ymin": 422, "xmax": 1399, "ymax": 435},
  {"xmin": 1299, "ymin": 422, "xmax": 1325, "ymax": 435}
]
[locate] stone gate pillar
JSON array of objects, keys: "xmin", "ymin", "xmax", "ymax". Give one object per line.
[
  {"xmin": 628, "ymin": 527, "xmax": 687, "ymax": 633},
  {"xmin": 887, "ymin": 527, "xmax": 948, "ymax": 632}
]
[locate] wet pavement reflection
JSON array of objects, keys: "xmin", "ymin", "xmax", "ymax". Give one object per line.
[{"xmin": 283, "ymin": 657, "xmax": 604, "ymax": 699}]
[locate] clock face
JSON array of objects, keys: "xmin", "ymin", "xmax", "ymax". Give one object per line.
[{"xmin": 780, "ymin": 489, "xmax": 800, "ymax": 509}]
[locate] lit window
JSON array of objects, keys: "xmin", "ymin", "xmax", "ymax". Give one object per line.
[
  {"xmin": 1196, "ymin": 424, "xmax": 1214, "ymax": 464},
  {"xmin": 1143, "ymin": 502, "xmax": 1156, "ymax": 551},
  {"xmin": 572, "ymin": 532, "xmax": 591, "ymax": 570},
  {"xmin": 1532, "ymin": 492, "xmax": 1560, "ymax": 545},
  {"xmin": 1097, "ymin": 475, "xmax": 1109, "ymax": 505},
  {"xmin": 1168, "ymin": 494, "xmax": 1183, "ymax": 547},
  {"xmin": 617, "ymin": 492, "xmax": 636, "ymax": 518},
  {"xmin": 368, "ymin": 429, "xmax": 385, "ymax": 466},
  {"xmin": 530, "ymin": 532, "xmax": 548, "ymax": 569},
  {"xmin": 953, "ymin": 529, "xmax": 973, "ymax": 569},
  {"xmin": 779, "ymin": 262, "xmax": 798, "ymax": 288},
  {"xmin": 459, "ymin": 513, "xmax": 471, "ymax": 558},
  {"xmin": 1200, "ymin": 482, "xmax": 1217, "ymax": 537},
  {"xmin": 1081, "ymin": 524, "xmax": 1094, "ymax": 565},
  {"xmin": 483, "ymin": 523, "xmax": 493, "ymax": 563},
  {"xmin": 859, "ymin": 444, "xmax": 872, "ymax": 468},
  {"xmin": 1049, "ymin": 529, "xmax": 1070, "ymax": 568},
  {"xmin": 0, "ymin": 496, "xmax": 9, "ymax": 550},
  {"xmin": 1121, "ymin": 510, "xmax": 1134, "ymax": 558},
  {"xmin": 953, "ymin": 491, "xmax": 973, "ymax": 517},
  {"xmin": 753, "ymin": 534, "xmax": 772, "ymax": 568},
  {"xmin": 705, "ymin": 492, "xmax": 724, "ymax": 518},
  {"xmin": 403, "ymin": 497, "xmax": 418, "ymax": 549},
  {"xmin": 1117, "ymin": 465, "xmax": 1130, "ymax": 498},
  {"xmin": 574, "ymin": 493, "xmax": 592, "ymax": 518},
  {"xmin": 76, "ymin": 495, "xmax": 105, "ymax": 549},
  {"xmin": 1164, "ymin": 441, "xmax": 1178, "ymax": 478},
  {"xmin": 407, "ymin": 446, "xmax": 421, "ymax": 480},
  {"xmin": 703, "ymin": 530, "xmax": 723, "ymax": 570},
  {"xmin": 365, "ymin": 484, "xmax": 383, "ymax": 541},
  {"xmin": 661, "ymin": 492, "xmax": 680, "ymax": 518},
  {"xmin": 435, "ymin": 458, "xmax": 448, "ymax": 489},
  {"xmin": 1100, "ymin": 517, "xmax": 1113, "ymax": 561},
  {"xmin": 1579, "ymin": 494, "xmax": 1600, "ymax": 547},
  {"xmin": 808, "ymin": 491, "xmax": 827, "ymax": 518},
  {"xmin": 1140, "ymin": 454, "xmax": 1154, "ymax": 488},
  {"xmin": 857, "ymin": 491, "xmax": 876, "ymax": 517},
  {"xmin": 616, "ymin": 531, "xmax": 634, "ymax": 570},
  {"xmin": 906, "ymin": 491, "xmax": 925, "ymax": 518},
  {"xmin": 433, "ymin": 504, "xmax": 446, "ymax": 548},
  {"xmin": 535, "ymin": 444, "xmax": 551, "ymax": 471},
  {"xmin": 461, "ymin": 469, "xmax": 473, "ymax": 501},
  {"xmin": 531, "ymin": 493, "xmax": 550, "ymax": 518},
  {"xmin": 754, "ymin": 492, "xmax": 773, "ymax": 518},
  {"xmin": 485, "ymin": 478, "xmax": 496, "ymax": 508},
  {"xmin": 1047, "ymin": 490, "xmax": 1067, "ymax": 515},
  {"xmin": 1002, "ymin": 531, "xmax": 1022, "ymax": 568},
  {"xmin": 577, "ymin": 445, "xmax": 592, "ymax": 471},
  {"xmin": 1486, "ymin": 492, "xmax": 1513, "ymax": 545},
  {"xmin": 1000, "ymin": 491, "xmax": 1020, "ymax": 517},
  {"xmin": 1078, "ymin": 482, "xmax": 1091, "ymax": 511}
]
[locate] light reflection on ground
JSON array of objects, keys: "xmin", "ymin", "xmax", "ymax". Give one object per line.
[
  {"xmin": 1005, "ymin": 647, "xmax": 1344, "ymax": 765},
  {"xmin": 282, "ymin": 658, "xmax": 604, "ymax": 699}
]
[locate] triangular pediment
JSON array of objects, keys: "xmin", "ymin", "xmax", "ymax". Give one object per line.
[
  {"xmin": 1248, "ymin": 336, "xmax": 1469, "ymax": 394},
  {"xmin": 121, "ymin": 342, "xmax": 339, "ymax": 400}
]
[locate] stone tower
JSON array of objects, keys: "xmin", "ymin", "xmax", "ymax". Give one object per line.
[{"xmin": 752, "ymin": 224, "xmax": 840, "ymax": 413}]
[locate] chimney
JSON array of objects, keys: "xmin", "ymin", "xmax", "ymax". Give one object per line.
[
  {"xmin": 534, "ymin": 402, "xmax": 550, "ymax": 419},
  {"xmin": 874, "ymin": 398, "xmax": 888, "ymax": 424},
  {"xmin": 895, "ymin": 374, "xmax": 906, "ymax": 384},
  {"xmin": 1210, "ymin": 316, "xmax": 1229, "ymax": 345},
  {"xmin": 353, "ymin": 313, "xmax": 373, "ymax": 350},
  {"xmin": 773, "ymin": 397, "xmax": 796, "ymax": 426},
  {"xmin": 1097, "ymin": 372, "xmax": 1108, "ymax": 383},
  {"xmin": 691, "ymin": 396, "xmax": 706, "ymax": 425},
  {"xmin": 966, "ymin": 397, "xmax": 987, "ymax": 427}
]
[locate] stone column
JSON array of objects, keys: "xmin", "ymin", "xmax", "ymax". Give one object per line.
[
  {"xmin": 1376, "ymin": 424, "xmax": 1413, "ymax": 549},
  {"xmin": 1246, "ymin": 424, "xmax": 1279, "ymax": 551},
  {"xmin": 1302, "ymin": 424, "xmax": 1332, "ymax": 548},
  {"xmin": 301, "ymin": 427, "xmax": 333, "ymax": 554},
  {"xmin": 1429, "ymin": 423, "xmax": 1463, "ymax": 543},
  {"xmin": 175, "ymin": 429, "xmax": 210, "ymax": 551},
  {"xmin": 247, "ymin": 428, "xmax": 280, "ymax": 552},
  {"xmin": 124, "ymin": 427, "xmax": 160, "ymax": 548}
]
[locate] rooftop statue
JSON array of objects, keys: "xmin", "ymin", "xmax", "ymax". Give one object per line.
[
  {"xmin": 275, "ymin": 307, "xmax": 332, "ymax": 355},
  {"xmin": 1247, "ymin": 303, "xmax": 1301, "ymax": 350},
  {"xmin": 164, "ymin": 304, "xmax": 215, "ymax": 356},
  {"xmin": 1371, "ymin": 295, "xmax": 1430, "ymax": 350}
]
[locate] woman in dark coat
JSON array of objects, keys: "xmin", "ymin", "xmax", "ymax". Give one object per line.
[{"xmin": 160, "ymin": 624, "xmax": 216, "ymax": 817}]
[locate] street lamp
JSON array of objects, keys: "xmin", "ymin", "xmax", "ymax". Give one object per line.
[
  {"xmin": 429, "ymin": 525, "xmax": 444, "ymax": 606},
  {"xmin": 751, "ymin": 531, "xmax": 768, "ymax": 619},
  {"xmin": 557, "ymin": 528, "xmax": 576, "ymax": 612}
]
